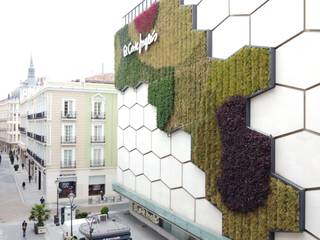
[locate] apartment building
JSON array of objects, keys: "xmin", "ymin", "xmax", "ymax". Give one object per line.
[
  {"xmin": 20, "ymin": 79, "xmax": 117, "ymax": 203},
  {"xmin": 0, "ymin": 93, "xmax": 20, "ymax": 153}
]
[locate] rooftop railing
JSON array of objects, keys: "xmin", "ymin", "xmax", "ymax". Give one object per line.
[{"xmin": 123, "ymin": 0, "xmax": 158, "ymax": 25}]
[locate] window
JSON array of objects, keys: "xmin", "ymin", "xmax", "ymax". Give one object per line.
[
  {"xmin": 94, "ymin": 101, "xmax": 102, "ymax": 116},
  {"xmin": 94, "ymin": 125, "xmax": 102, "ymax": 137},
  {"xmin": 92, "ymin": 148, "xmax": 103, "ymax": 166},
  {"xmin": 63, "ymin": 124, "xmax": 75, "ymax": 143},
  {"xmin": 63, "ymin": 100, "xmax": 75, "ymax": 117},
  {"xmin": 62, "ymin": 149, "xmax": 75, "ymax": 168}
]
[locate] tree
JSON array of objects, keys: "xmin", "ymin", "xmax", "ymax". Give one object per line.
[{"xmin": 29, "ymin": 204, "xmax": 50, "ymax": 227}]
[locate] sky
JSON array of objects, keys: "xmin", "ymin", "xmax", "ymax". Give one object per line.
[{"xmin": 0, "ymin": 0, "xmax": 141, "ymax": 99}]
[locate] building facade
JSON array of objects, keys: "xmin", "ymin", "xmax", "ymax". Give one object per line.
[
  {"xmin": 113, "ymin": 0, "xmax": 320, "ymax": 240},
  {"xmin": 20, "ymin": 80, "xmax": 118, "ymax": 203}
]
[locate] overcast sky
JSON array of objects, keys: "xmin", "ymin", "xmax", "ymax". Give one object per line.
[{"xmin": 0, "ymin": 0, "xmax": 141, "ymax": 99}]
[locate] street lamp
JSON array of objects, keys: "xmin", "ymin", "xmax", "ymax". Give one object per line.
[
  {"xmin": 85, "ymin": 214, "xmax": 96, "ymax": 240},
  {"xmin": 54, "ymin": 178, "xmax": 61, "ymax": 226},
  {"xmin": 68, "ymin": 191, "xmax": 75, "ymax": 236}
]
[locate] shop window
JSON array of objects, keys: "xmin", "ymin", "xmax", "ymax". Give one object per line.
[
  {"xmin": 59, "ymin": 181, "xmax": 76, "ymax": 198},
  {"xmin": 88, "ymin": 184, "xmax": 105, "ymax": 196}
]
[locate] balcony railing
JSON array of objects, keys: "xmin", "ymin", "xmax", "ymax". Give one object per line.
[
  {"xmin": 19, "ymin": 127, "xmax": 26, "ymax": 134},
  {"xmin": 27, "ymin": 148, "xmax": 45, "ymax": 167},
  {"xmin": 27, "ymin": 114, "xmax": 34, "ymax": 120},
  {"xmin": 61, "ymin": 136, "xmax": 76, "ymax": 144},
  {"xmin": 90, "ymin": 160, "xmax": 105, "ymax": 168},
  {"xmin": 61, "ymin": 111, "xmax": 77, "ymax": 119},
  {"xmin": 27, "ymin": 132, "xmax": 33, "ymax": 138},
  {"xmin": 60, "ymin": 162, "xmax": 76, "ymax": 169},
  {"xmin": 34, "ymin": 111, "xmax": 47, "ymax": 119},
  {"xmin": 91, "ymin": 112, "xmax": 105, "ymax": 119},
  {"xmin": 123, "ymin": 0, "xmax": 158, "ymax": 25},
  {"xmin": 91, "ymin": 136, "xmax": 105, "ymax": 143},
  {"xmin": 34, "ymin": 134, "xmax": 46, "ymax": 143}
]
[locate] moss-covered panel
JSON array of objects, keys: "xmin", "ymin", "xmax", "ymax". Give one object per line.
[{"xmin": 114, "ymin": 0, "xmax": 301, "ymax": 239}]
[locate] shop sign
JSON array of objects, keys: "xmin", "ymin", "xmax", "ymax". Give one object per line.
[
  {"xmin": 123, "ymin": 30, "xmax": 158, "ymax": 57},
  {"xmin": 132, "ymin": 202, "xmax": 160, "ymax": 225}
]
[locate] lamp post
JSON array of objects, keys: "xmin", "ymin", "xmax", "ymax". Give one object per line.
[
  {"xmin": 54, "ymin": 178, "xmax": 61, "ymax": 226},
  {"xmin": 68, "ymin": 191, "xmax": 75, "ymax": 236},
  {"xmin": 85, "ymin": 214, "xmax": 96, "ymax": 240}
]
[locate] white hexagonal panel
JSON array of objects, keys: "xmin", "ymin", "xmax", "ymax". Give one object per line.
[
  {"xmin": 117, "ymin": 91, "xmax": 124, "ymax": 109},
  {"xmin": 277, "ymin": 32, "xmax": 320, "ymax": 89},
  {"xmin": 195, "ymin": 199, "xmax": 223, "ymax": 234},
  {"xmin": 276, "ymin": 131, "xmax": 320, "ymax": 188},
  {"xmin": 212, "ymin": 16, "xmax": 250, "ymax": 59},
  {"xmin": 197, "ymin": 0, "xmax": 229, "ymax": 30},
  {"xmin": 144, "ymin": 104, "xmax": 157, "ymax": 131},
  {"xmin": 306, "ymin": 86, "xmax": 320, "ymax": 133},
  {"xmin": 306, "ymin": 0, "xmax": 320, "ymax": 30},
  {"xmin": 136, "ymin": 175, "xmax": 151, "ymax": 199},
  {"xmin": 250, "ymin": 86, "xmax": 304, "ymax": 137},
  {"xmin": 151, "ymin": 181, "xmax": 170, "ymax": 209},
  {"xmin": 123, "ymin": 127, "xmax": 136, "ymax": 151},
  {"xmin": 171, "ymin": 188, "xmax": 195, "ymax": 221},
  {"xmin": 130, "ymin": 104, "xmax": 144, "ymax": 130},
  {"xmin": 275, "ymin": 232, "xmax": 318, "ymax": 240},
  {"xmin": 152, "ymin": 129, "xmax": 171, "ymax": 158},
  {"xmin": 306, "ymin": 190, "xmax": 320, "ymax": 238},
  {"xmin": 136, "ymin": 83, "xmax": 149, "ymax": 107},
  {"xmin": 123, "ymin": 88, "xmax": 136, "ymax": 108},
  {"xmin": 117, "ymin": 127, "xmax": 123, "ymax": 149},
  {"xmin": 144, "ymin": 152, "xmax": 161, "ymax": 181},
  {"xmin": 117, "ymin": 167, "xmax": 123, "ymax": 184},
  {"xmin": 229, "ymin": 0, "xmax": 267, "ymax": 15},
  {"xmin": 171, "ymin": 130, "xmax": 191, "ymax": 163},
  {"xmin": 136, "ymin": 127, "xmax": 152, "ymax": 154},
  {"xmin": 183, "ymin": 163, "xmax": 205, "ymax": 198},
  {"xmin": 129, "ymin": 150, "xmax": 143, "ymax": 176},
  {"xmin": 118, "ymin": 106, "xmax": 130, "ymax": 129},
  {"xmin": 123, "ymin": 170, "xmax": 136, "ymax": 191},
  {"xmin": 251, "ymin": 0, "xmax": 304, "ymax": 47},
  {"xmin": 118, "ymin": 147, "xmax": 129, "ymax": 171},
  {"xmin": 161, "ymin": 156, "xmax": 182, "ymax": 189}
]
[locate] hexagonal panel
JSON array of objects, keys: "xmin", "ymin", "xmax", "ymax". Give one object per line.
[
  {"xmin": 183, "ymin": 163, "xmax": 205, "ymax": 198},
  {"xmin": 151, "ymin": 181, "xmax": 170, "ymax": 208},
  {"xmin": 130, "ymin": 104, "xmax": 144, "ymax": 130},
  {"xmin": 136, "ymin": 175, "xmax": 151, "ymax": 199},
  {"xmin": 306, "ymin": 0, "xmax": 320, "ymax": 30},
  {"xmin": 197, "ymin": 0, "xmax": 229, "ymax": 30},
  {"xmin": 117, "ymin": 167, "xmax": 123, "ymax": 184},
  {"xmin": 161, "ymin": 156, "xmax": 182, "ymax": 189},
  {"xmin": 123, "ymin": 170, "xmax": 136, "ymax": 191},
  {"xmin": 212, "ymin": 16, "xmax": 250, "ymax": 59},
  {"xmin": 123, "ymin": 127, "xmax": 136, "ymax": 151},
  {"xmin": 230, "ymin": 0, "xmax": 267, "ymax": 15},
  {"xmin": 136, "ymin": 83, "xmax": 149, "ymax": 107},
  {"xmin": 144, "ymin": 104, "xmax": 157, "ymax": 131},
  {"xmin": 171, "ymin": 188, "xmax": 195, "ymax": 221},
  {"xmin": 123, "ymin": 88, "xmax": 136, "ymax": 108},
  {"xmin": 250, "ymin": 86, "xmax": 304, "ymax": 137},
  {"xmin": 195, "ymin": 199, "xmax": 223, "ymax": 234},
  {"xmin": 277, "ymin": 32, "xmax": 320, "ymax": 89},
  {"xmin": 251, "ymin": 0, "xmax": 304, "ymax": 47},
  {"xmin": 276, "ymin": 131, "xmax": 320, "ymax": 188},
  {"xmin": 306, "ymin": 86, "xmax": 320, "ymax": 133},
  {"xmin": 152, "ymin": 129, "xmax": 170, "ymax": 158},
  {"xmin": 117, "ymin": 91, "xmax": 124, "ymax": 109},
  {"xmin": 144, "ymin": 152, "xmax": 161, "ymax": 181},
  {"xmin": 306, "ymin": 190, "xmax": 320, "ymax": 238},
  {"xmin": 275, "ymin": 232, "xmax": 318, "ymax": 240},
  {"xmin": 129, "ymin": 150, "xmax": 143, "ymax": 176},
  {"xmin": 171, "ymin": 130, "xmax": 191, "ymax": 163},
  {"xmin": 136, "ymin": 127, "xmax": 152, "ymax": 154},
  {"xmin": 118, "ymin": 106, "xmax": 129, "ymax": 129},
  {"xmin": 117, "ymin": 127, "xmax": 123, "ymax": 149},
  {"xmin": 118, "ymin": 147, "xmax": 129, "ymax": 171}
]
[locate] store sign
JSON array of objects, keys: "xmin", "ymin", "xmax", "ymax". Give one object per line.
[
  {"xmin": 123, "ymin": 30, "xmax": 158, "ymax": 57},
  {"xmin": 132, "ymin": 203, "xmax": 160, "ymax": 225}
]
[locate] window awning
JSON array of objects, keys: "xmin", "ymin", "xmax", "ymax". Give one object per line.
[{"xmin": 89, "ymin": 175, "xmax": 105, "ymax": 185}]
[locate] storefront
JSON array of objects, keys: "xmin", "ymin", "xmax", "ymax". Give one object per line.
[
  {"xmin": 59, "ymin": 176, "xmax": 77, "ymax": 198},
  {"xmin": 88, "ymin": 175, "xmax": 105, "ymax": 196}
]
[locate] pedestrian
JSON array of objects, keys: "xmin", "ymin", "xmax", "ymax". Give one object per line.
[
  {"xmin": 0, "ymin": 154, "xmax": 2, "ymax": 165},
  {"xmin": 100, "ymin": 190, "xmax": 104, "ymax": 201},
  {"xmin": 22, "ymin": 220, "xmax": 27, "ymax": 237},
  {"xmin": 28, "ymin": 175, "xmax": 32, "ymax": 183},
  {"xmin": 22, "ymin": 181, "xmax": 26, "ymax": 190},
  {"xmin": 40, "ymin": 196, "xmax": 45, "ymax": 205}
]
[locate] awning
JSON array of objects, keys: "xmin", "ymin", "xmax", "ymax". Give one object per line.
[{"xmin": 89, "ymin": 175, "xmax": 105, "ymax": 185}]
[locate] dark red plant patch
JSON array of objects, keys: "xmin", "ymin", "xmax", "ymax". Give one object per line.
[
  {"xmin": 134, "ymin": 3, "xmax": 159, "ymax": 34},
  {"xmin": 216, "ymin": 96, "xmax": 271, "ymax": 213}
]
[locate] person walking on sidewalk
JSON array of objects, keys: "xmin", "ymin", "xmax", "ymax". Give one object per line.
[
  {"xmin": 28, "ymin": 175, "xmax": 32, "ymax": 183},
  {"xmin": 40, "ymin": 196, "xmax": 45, "ymax": 205},
  {"xmin": 22, "ymin": 220, "xmax": 27, "ymax": 237},
  {"xmin": 22, "ymin": 181, "xmax": 26, "ymax": 190},
  {"xmin": 0, "ymin": 154, "xmax": 2, "ymax": 165}
]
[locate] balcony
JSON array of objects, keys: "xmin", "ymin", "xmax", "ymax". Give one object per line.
[
  {"xmin": 27, "ymin": 114, "xmax": 34, "ymax": 120},
  {"xmin": 34, "ymin": 134, "xmax": 46, "ymax": 143},
  {"xmin": 91, "ymin": 112, "xmax": 105, "ymax": 120},
  {"xmin": 27, "ymin": 132, "xmax": 33, "ymax": 138},
  {"xmin": 60, "ymin": 162, "xmax": 76, "ymax": 169},
  {"xmin": 61, "ymin": 111, "xmax": 77, "ymax": 119},
  {"xmin": 34, "ymin": 111, "xmax": 47, "ymax": 119},
  {"xmin": 90, "ymin": 160, "xmax": 105, "ymax": 168},
  {"xmin": 27, "ymin": 148, "xmax": 45, "ymax": 167},
  {"xmin": 91, "ymin": 136, "xmax": 105, "ymax": 143},
  {"xmin": 61, "ymin": 136, "xmax": 76, "ymax": 144},
  {"xmin": 19, "ymin": 127, "xmax": 26, "ymax": 134}
]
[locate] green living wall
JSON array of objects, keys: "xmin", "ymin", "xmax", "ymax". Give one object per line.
[{"xmin": 114, "ymin": 0, "xmax": 301, "ymax": 239}]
